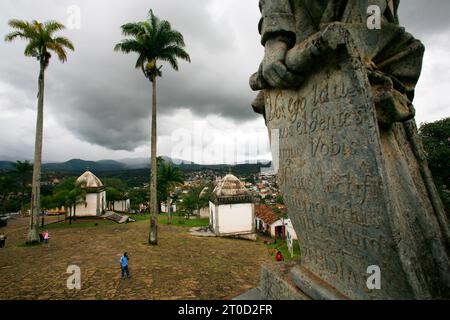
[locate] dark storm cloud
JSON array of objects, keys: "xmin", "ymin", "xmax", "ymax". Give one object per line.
[
  {"xmin": 0, "ymin": 0, "xmax": 260, "ymax": 151},
  {"xmin": 0, "ymin": 0, "xmax": 448, "ymax": 152}
]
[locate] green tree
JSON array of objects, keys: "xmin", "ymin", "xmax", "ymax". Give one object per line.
[
  {"xmin": 180, "ymin": 192, "xmax": 197, "ymax": 221},
  {"xmin": 275, "ymin": 194, "xmax": 285, "ymax": 205},
  {"xmin": 46, "ymin": 188, "xmax": 67, "ymax": 211},
  {"xmin": 103, "ymin": 178, "xmax": 128, "ymax": 210},
  {"xmin": 103, "ymin": 178, "xmax": 128, "ymax": 191},
  {"xmin": 180, "ymin": 185, "xmax": 209, "ymax": 220},
  {"xmin": 419, "ymin": 117, "xmax": 450, "ymax": 212},
  {"xmin": 14, "ymin": 160, "xmax": 33, "ymax": 213},
  {"xmin": 198, "ymin": 185, "xmax": 212, "ymax": 210},
  {"xmin": 0, "ymin": 173, "xmax": 17, "ymax": 214},
  {"xmin": 65, "ymin": 187, "xmax": 86, "ymax": 225},
  {"xmin": 43, "ymin": 177, "xmax": 82, "ymax": 224},
  {"xmin": 5, "ymin": 20, "xmax": 74, "ymax": 243},
  {"xmin": 157, "ymin": 161, "xmax": 184, "ymax": 223},
  {"xmin": 115, "ymin": 10, "xmax": 190, "ymax": 245},
  {"xmin": 129, "ymin": 187, "xmax": 149, "ymax": 212}
]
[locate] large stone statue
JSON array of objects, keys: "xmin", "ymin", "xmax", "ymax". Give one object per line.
[{"xmin": 249, "ymin": 0, "xmax": 450, "ymax": 299}]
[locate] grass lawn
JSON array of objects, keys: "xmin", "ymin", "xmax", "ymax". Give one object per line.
[
  {"xmin": 159, "ymin": 216, "xmax": 209, "ymax": 227},
  {"xmin": 128, "ymin": 213, "xmax": 151, "ymax": 222},
  {"xmin": 129, "ymin": 213, "xmax": 209, "ymax": 228},
  {"xmin": 38, "ymin": 213, "xmax": 209, "ymax": 231},
  {"xmin": 40, "ymin": 218, "xmax": 116, "ymax": 230},
  {"xmin": 266, "ymin": 239, "xmax": 301, "ymax": 261}
]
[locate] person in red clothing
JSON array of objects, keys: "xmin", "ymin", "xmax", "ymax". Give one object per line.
[{"xmin": 275, "ymin": 250, "xmax": 284, "ymax": 262}]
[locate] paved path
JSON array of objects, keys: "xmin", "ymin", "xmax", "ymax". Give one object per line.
[{"xmin": 0, "ymin": 217, "xmax": 271, "ymax": 300}]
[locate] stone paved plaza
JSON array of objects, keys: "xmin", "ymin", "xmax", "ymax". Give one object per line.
[{"xmin": 0, "ymin": 217, "xmax": 271, "ymax": 300}]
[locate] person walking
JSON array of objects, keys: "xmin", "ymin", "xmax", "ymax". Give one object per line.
[
  {"xmin": 43, "ymin": 230, "xmax": 50, "ymax": 247},
  {"xmin": 0, "ymin": 232, "xmax": 6, "ymax": 248},
  {"xmin": 120, "ymin": 252, "xmax": 131, "ymax": 279}
]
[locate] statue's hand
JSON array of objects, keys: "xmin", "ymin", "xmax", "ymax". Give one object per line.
[
  {"xmin": 250, "ymin": 64, "xmax": 269, "ymax": 91},
  {"xmin": 250, "ymin": 37, "xmax": 303, "ymax": 91},
  {"xmin": 262, "ymin": 59, "xmax": 302, "ymax": 88}
]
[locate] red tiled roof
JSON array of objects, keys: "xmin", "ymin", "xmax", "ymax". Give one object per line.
[{"xmin": 255, "ymin": 205, "xmax": 279, "ymax": 225}]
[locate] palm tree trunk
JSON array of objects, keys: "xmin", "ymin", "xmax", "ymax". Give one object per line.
[
  {"xmin": 28, "ymin": 62, "xmax": 45, "ymax": 244},
  {"xmin": 168, "ymin": 199, "xmax": 172, "ymax": 224},
  {"xmin": 41, "ymin": 211, "xmax": 45, "ymax": 228},
  {"xmin": 21, "ymin": 177, "xmax": 25, "ymax": 214},
  {"xmin": 149, "ymin": 78, "xmax": 158, "ymax": 245}
]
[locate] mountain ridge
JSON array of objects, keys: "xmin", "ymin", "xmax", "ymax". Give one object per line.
[{"xmin": 0, "ymin": 157, "xmax": 271, "ymax": 174}]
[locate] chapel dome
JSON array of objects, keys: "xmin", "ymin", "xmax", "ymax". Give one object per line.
[
  {"xmin": 213, "ymin": 174, "xmax": 249, "ymax": 197},
  {"xmin": 76, "ymin": 171, "xmax": 104, "ymax": 189}
]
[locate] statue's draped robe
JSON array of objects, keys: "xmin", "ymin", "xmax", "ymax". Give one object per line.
[{"xmin": 254, "ymin": 0, "xmax": 450, "ymax": 298}]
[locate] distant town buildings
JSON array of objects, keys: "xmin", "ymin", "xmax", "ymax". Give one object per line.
[
  {"xmin": 110, "ymin": 199, "xmax": 131, "ymax": 213},
  {"xmin": 255, "ymin": 205, "xmax": 297, "ymax": 240}
]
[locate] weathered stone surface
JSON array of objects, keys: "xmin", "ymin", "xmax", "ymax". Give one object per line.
[
  {"xmin": 259, "ymin": 263, "xmax": 309, "ymax": 300},
  {"xmin": 250, "ymin": 0, "xmax": 450, "ymax": 300},
  {"xmin": 233, "ymin": 287, "xmax": 263, "ymax": 300},
  {"xmin": 264, "ymin": 43, "xmax": 416, "ymax": 299}
]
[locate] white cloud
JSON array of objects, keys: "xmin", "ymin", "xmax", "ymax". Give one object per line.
[{"xmin": 414, "ymin": 32, "xmax": 450, "ymax": 124}]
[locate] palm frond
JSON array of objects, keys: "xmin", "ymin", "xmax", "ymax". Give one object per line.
[
  {"xmin": 159, "ymin": 45, "xmax": 191, "ymax": 63},
  {"xmin": 7, "ymin": 19, "xmax": 30, "ymax": 32},
  {"xmin": 165, "ymin": 30, "xmax": 185, "ymax": 47},
  {"xmin": 23, "ymin": 38, "xmax": 41, "ymax": 58},
  {"xmin": 43, "ymin": 20, "xmax": 65, "ymax": 36},
  {"xmin": 160, "ymin": 55, "xmax": 179, "ymax": 71},
  {"xmin": 115, "ymin": 9, "xmax": 190, "ymax": 77},
  {"xmin": 47, "ymin": 42, "xmax": 68, "ymax": 62},
  {"xmin": 149, "ymin": 9, "xmax": 160, "ymax": 30},
  {"xmin": 135, "ymin": 53, "xmax": 147, "ymax": 70},
  {"xmin": 4, "ymin": 31, "xmax": 27, "ymax": 42},
  {"xmin": 5, "ymin": 18, "xmax": 73, "ymax": 66},
  {"xmin": 120, "ymin": 22, "xmax": 145, "ymax": 37},
  {"xmin": 114, "ymin": 39, "xmax": 144, "ymax": 54},
  {"xmin": 53, "ymin": 37, "xmax": 75, "ymax": 51},
  {"xmin": 5, "ymin": 19, "xmax": 35, "ymax": 42}
]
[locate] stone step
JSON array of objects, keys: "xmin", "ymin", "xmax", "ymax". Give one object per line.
[
  {"xmin": 102, "ymin": 212, "xmax": 132, "ymax": 224},
  {"xmin": 233, "ymin": 287, "xmax": 262, "ymax": 300}
]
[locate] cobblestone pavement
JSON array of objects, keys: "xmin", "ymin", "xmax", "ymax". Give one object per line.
[{"xmin": 0, "ymin": 217, "xmax": 271, "ymax": 300}]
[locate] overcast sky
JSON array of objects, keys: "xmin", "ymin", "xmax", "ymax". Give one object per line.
[{"xmin": 0, "ymin": 0, "xmax": 449, "ymax": 164}]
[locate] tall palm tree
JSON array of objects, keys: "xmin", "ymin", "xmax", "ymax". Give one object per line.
[
  {"xmin": 114, "ymin": 10, "xmax": 190, "ymax": 245},
  {"xmin": 14, "ymin": 160, "xmax": 33, "ymax": 214},
  {"xmin": 5, "ymin": 20, "xmax": 74, "ymax": 243},
  {"xmin": 158, "ymin": 161, "xmax": 184, "ymax": 224}
]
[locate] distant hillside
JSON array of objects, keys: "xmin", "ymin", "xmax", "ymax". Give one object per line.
[
  {"xmin": 0, "ymin": 161, "xmax": 14, "ymax": 171},
  {"xmin": 42, "ymin": 159, "xmax": 125, "ymax": 174},
  {"xmin": 177, "ymin": 162, "xmax": 271, "ymax": 175},
  {"xmin": 0, "ymin": 157, "xmax": 271, "ymax": 176},
  {"xmin": 119, "ymin": 156, "xmax": 194, "ymax": 169}
]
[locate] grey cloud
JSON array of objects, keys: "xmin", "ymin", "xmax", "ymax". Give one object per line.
[
  {"xmin": 0, "ymin": 0, "xmax": 256, "ymax": 151},
  {"xmin": 0, "ymin": 0, "xmax": 449, "ymax": 154},
  {"xmin": 399, "ymin": 0, "xmax": 450, "ymax": 38}
]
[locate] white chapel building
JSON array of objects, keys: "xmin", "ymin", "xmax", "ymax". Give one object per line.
[
  {"xmin": 74, "ymin": 170, "xmax": 107, "ymax": 217},
  {"xmin": 209, "ymin": 174, "xmax": 255, "ymax": 238}
]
